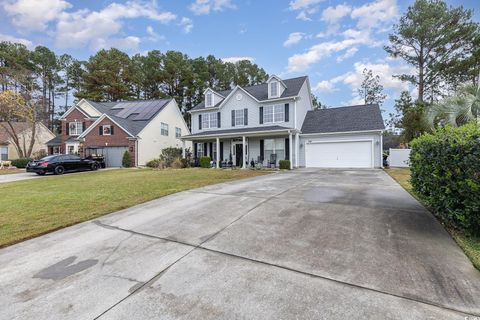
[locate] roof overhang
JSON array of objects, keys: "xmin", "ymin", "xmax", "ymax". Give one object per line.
[
  {"xmin": 78, "ymin": 114, "xmax": 135, "ymax": 138},
  {"xmin": 300, "ymin": 129, "xmax": 384, "ymax": 136},
  {"xmin": 182, "ymin": 128, "xmax": 300, "ymax": 140}
]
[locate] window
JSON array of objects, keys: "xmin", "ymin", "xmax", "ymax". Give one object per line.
[
  {"xmin": 270, "ymin": 81, "xmax": 278, "ymax": 97},
  {"xmin": 69, "ymin": 122, "xmax": 83, "ymax": 136},
  {"xmin": 197, "ymin": 143, "xmax": 204, "ymax": 157},
  {"xmin": 161, "ymin": 122, "xmax": 169, "ymax": 136},
  {"xmin": 102, "ymin": 125, "xmax": 112, "ymax": 136},
  {"xmin": 0, "ymin": 146, "xmax": 8, "ymax": 161},
  {"xmin": 234, "ymin": 109, "xmax": 245, "ymax": 126},
  {"xmin": 175, "ymin": 127, "xmax": 182, "ymax": 138},
  {"xmin": 201, "ymin": 113, "xmax": 217, "ymax": 129},
  {"xmin": 206, "ymin": 93, "xmax": 213, "ymax": 107},
  {"xmin": 263, "ymin": 105, "xmax": 284, "ymax": 123},
  {"xmin": 67, "ymin": 145, "xmax": 75, "ymax": 154},
  {"xmin": 264, "ymin": 139, "xmax": 285, "ymax": 164}
]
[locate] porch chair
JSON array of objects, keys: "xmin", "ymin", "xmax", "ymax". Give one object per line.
[{"xmin": 269, "ymin": 154, "xmax": 277, "ymax": 168}]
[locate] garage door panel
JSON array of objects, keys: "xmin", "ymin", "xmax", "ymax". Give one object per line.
[{"xmin": 306, "ymin": 141, "xmax": 372, "ymax": 168}]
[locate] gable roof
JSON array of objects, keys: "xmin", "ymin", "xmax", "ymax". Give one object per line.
[
  {"xmin": 80, "ymin": 98, "xmax": 172, "ymax": 136},
  {"xmin": 301, "ymin": 104, "xmax": 385, "ymax": 134},
  {"xmin": 0, "ymin": 122, "xmax": 31, "ymax": 144},
  {"xmin": 191, "ymin": 76, "xmax": 308, "ymax": 112}
]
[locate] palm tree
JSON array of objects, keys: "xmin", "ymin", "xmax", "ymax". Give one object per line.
[{"xmin": 426, "ymin": 83, "xmax": 480, "ymax": 128}]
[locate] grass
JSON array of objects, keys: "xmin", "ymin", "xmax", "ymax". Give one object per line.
[
  {"xmin": 385, "ymin": 167, "xmax": 480, "ymax": 270},
  {"xmin": 0, "ymin": 168, "xmax": 24, "ymax": 175},
  {"xmin": 0, "ymin": 168, "xmax": 269, "ymax": 248}
]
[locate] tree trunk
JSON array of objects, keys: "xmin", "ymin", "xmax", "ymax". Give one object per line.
[
  {"xmin": 26, "ymin": 122, "xmax": 36, "ymax": 158},
  {"xmin": 418, "ymin": 45, "xmax": 425, "ymax": 102}
]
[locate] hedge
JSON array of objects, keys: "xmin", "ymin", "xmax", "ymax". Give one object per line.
[
  {"xmin": 279, "ymin": 160, "xmax": 291, "ymax": 170},
  {"xmin": 410, "ymin": 123, "xmax": 480, "ymax": 235},
  {"xmin": 122, "ymin": 151, "xmax": 132, "ymax": 168},
  {"xmin": 199, "ymin": 156, "xmax": 211, "ymax": 168},
  {"xmin": 10, "ymin": 158, "xmax": 31, "ymax": 168}
]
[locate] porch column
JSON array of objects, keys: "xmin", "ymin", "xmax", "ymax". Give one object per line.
[
  {"xmin": 216, "ymin": 137, "xmax": 220, "ymax": 168},
  {"xmin": 289, "ymin": 131, "xmax": 293, "ymax": 169},
  {"xmin": 295, "ymin": 132, "xmax": 299, "ymax": 168},
  {"xmin": 182, "ymin": 140, "xmax": 186, "ymax": 158},
  {"xmin": 242, "ymin": 135, "xmax": 246, "ymax": 169}
]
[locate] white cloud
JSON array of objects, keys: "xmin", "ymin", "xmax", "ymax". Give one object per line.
[
  {"xmin": 283, "ymin": 32, "xmax": 304, "ymax": 47},
  {"xmin": 288, "ymin": 0, "xmax": 323, "ymax": 10},
  {"xmin": 313, "ymin": 60, "xmax": 414, "ymax": 102},
  {"xmin": 0, "ymin": 33, "xmax": 33, "ymax": 48},
  {"xmin": 179, "ymin": 17, "xmax": 193, "ymax": 33},
  {"xmin": 54, "ymin": 1, "xmax": 176, "ymax": 49},
  {"xmin": 336, "ymin": 47, "xmax": 358, "ymax": 62},
  {"xmin": 351, "ymin": 0, "xmax": 398, "ymax": 30},
  {"xmin": 221, "ymin": 56, "xmax": 255, "ymax": 63},
  {"xmin": 189, "ymin": 0, "xmax": 236, "ymax": 15},
  {"xmin": 146, "ymin": 26, "xmax": 166, "ymax": 42},
  {"xmin": 3, "ymin": 0, "xmax": 71, "ymax": 31},
  {"xmin": 321, "ymin": 4, "xmax": 351, "ymax": 24}
]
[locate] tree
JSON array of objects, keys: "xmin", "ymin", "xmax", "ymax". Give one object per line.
[
  {"xmin": 76, "ymin": 48, "xmax": 133, "ymax": 102},
  {"xmin": 385, "ymin": 0, "xmax": 479, "ymax": 102},
  {"xmin": 357, "ymin": 68, "xmax": 387, "ymax": 106},
  {"xmin": 388, "ymin": 91, "xmax": 428, "ymax": 143},
  {"xmin": 0, "ymin": 90, "xmax": 39, "ymax": 158},
  {"xmin": 311, "ymin": 94, "xmax": 327, "ymax": 109},
  {"xmin": 426, "ymin": 82, "xmax": 480, "ymax": 127}
]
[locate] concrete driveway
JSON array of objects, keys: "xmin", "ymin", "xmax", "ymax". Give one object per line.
[{"xmin": 0, "ymin": 170, "xmax": 479, "ymax": 319}]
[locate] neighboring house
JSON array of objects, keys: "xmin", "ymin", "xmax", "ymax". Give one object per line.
[
  {"xmin": 49, "ymin": 99, "xmax": 190, "ymax": 167},
  {"xmin": 182, "ymin": 75, "xmax": 385, "ymax": 169},
  {"xmin": 0, "ymin": 122, "xmax": 55, "ymax": 160}
]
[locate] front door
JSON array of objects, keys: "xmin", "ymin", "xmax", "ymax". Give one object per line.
[{"xmin": 235, "ymin": 144, "xmax": 243, "ymax": 167}]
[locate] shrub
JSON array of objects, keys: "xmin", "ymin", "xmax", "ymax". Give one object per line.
[
  {"xmin": 159, "ymin": 147, "xmax": 182, "ymax": 167},
  {"xmin": 171, "ymin": 158, "xmax": 183, "ymax": 169},
  {"xmin": 122, "ymin": 151, "xmax": 132, "ymax": 168},
  {"xmin": 10, "ymin": 158, "xmax": 31, "ymax": 168},
  {"xmin": 199, "ymin": 156, "xmax": 211, "ymax": 168},
  {"xmin": 180, "ymin": 158, "xmax": 189, "ymax": 168},
  {"xmin": 410, "ymin": 123, "xmax": 480, "ymax": 235},
  {"xmin": 279, "ymin": 160, "xmax": 290, "ymax": 170}
]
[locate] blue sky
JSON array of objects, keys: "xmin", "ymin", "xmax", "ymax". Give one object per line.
[{"xmin": 1, "ymin": 0, "xmax": 479, "ymax": 116}]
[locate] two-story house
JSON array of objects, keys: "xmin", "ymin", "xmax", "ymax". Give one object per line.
[
  {"xmin": 182, "ymin": 75, "xmax": 384, "ymax": 169},
  {"xmin": 47, "ymin": 98, "xmax": 190, "ymax": 167}
]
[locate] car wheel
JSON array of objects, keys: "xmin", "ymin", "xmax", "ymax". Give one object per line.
[
  {"xmin": 91, "ymin": 163, "xmax": 99, "ymax": 171},
  {"xmin": 54, "ymin": 166, "xmax": 65, "ymax": 175},
  {"xmin": 36, "ymin": 172, "xmax": 46, "ymax": 176}
]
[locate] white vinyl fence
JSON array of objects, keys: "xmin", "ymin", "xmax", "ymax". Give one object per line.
[{"xmin": 388, "ymin": 148, "xmax": 411, "ymax": 167}]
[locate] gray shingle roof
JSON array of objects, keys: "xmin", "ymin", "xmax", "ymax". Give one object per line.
[
  {"xmin": 301, "ymin": 104, "xmax": 385, "ymax": 134},
  {"xmin": 191, "ymin": 76, "xmax": 308, "ymax": 111},
  {"xmin": 46, "ymin": 135, "xmax": 62, "ymax": 145},
  {"xmin": 183, "ymin": 125, "xmax": 291, "ymax": 138},
  {"xmin": 85, "ymin": 99, "xmax": 172, "ymax": 136}
]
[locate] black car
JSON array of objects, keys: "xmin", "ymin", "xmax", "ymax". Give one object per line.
[{"xmin": 26, "ymin": 155, "xmax": 100, "ymax": 175}]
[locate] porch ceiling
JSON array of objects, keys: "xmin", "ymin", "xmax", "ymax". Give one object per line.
[{"xmin": 182, "ymin": 126, "xmax": 298, "ymax": 141}]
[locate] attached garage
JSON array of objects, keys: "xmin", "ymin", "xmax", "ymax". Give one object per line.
[
  {"xmin": 305, "ymin": 140, "xmax": 373, "ymax": 168},
  {"xmin": 300, "ymin": 105, "xmax": 385, "ymax": 168}
]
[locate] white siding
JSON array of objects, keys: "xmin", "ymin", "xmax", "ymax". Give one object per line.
[
  {"xmin": 299, "ymin": 132, "xmax": 383, "ymax": 168},
  {"xmin": 295, "ymin": 80, "xmax": 312, "ymax": 130},
  {"xmin": 137, "ymin": 100, "xmax": 191, "ymax": 166},
  {"xmin": 6, "ymin": 123, "xmax": 55, "ymax": 159}
]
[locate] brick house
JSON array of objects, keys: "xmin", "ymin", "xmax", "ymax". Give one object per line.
[{"xmin": 47, "ymin": 99, "xmax": 190, "ymax": 167}]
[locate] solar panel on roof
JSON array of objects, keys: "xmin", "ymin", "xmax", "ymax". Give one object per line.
[{"xmin": 112, "ymin": 100, "xmax": 168, "ymax": 120}]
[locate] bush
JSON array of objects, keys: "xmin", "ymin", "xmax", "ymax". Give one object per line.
[
  {"xmin": 159, "ymin": 147, "xmax": 182, "ymax": 167},
  {"xmin": 199, "ymin": 156, "xmax": 211, "ymax": 168},
  {"xmin": 410, "ymin": 123, "xmax": 480, "ymax": 235},
  {"xmin": 171, "ymin": 158, "xmax": 183, "ymax": 169},
  {"xmin": 10, "ymin": 158, "xmax": 31, "ymax": 168},
  {"xmin": 180, "ymin": 158, "xmax": 190, "ymax": 168},
  {"xmin": 279, "ymin": 160, "xmax": 291, "ymax": 170},
  {"xmin": 122, "ymin": 151, "xmax": 132, "ymax": 168}
]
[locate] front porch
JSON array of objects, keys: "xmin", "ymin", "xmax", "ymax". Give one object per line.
[{"xmin": 182, "ymin": 128, "xmax": 300, "ymax": 169}]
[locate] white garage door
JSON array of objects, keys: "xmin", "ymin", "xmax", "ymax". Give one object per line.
[{"xmin": 305, "ymin": 140, "xmax": 373, "ymax": 168}]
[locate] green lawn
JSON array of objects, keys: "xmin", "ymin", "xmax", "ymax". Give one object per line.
[
  {"xmin": 0, "ymin": 168, "xmax": 269, "ymax": 248},
  {"xmin": 385, "ymin": 167, "xmax": 480, "ymax": 270}
]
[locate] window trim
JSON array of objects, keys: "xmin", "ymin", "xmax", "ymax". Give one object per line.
[
  {"xmin": 102, "ymin": 125, "xmax": 112, "ymax": 136},
  {"xmin": 0, "ymin": 146, "xmax": 8, "ymax": 161},
  {"xmin": 197, "ymin": 143, "xmax": 204, "ymax": 158},
  {"xmin": 161, "ymin": 122, "xmax": 169, "ymax": 136},
  {"xmin": 206, "ymin": 92, "xmax": 214, "ymax": 107},
  {"xmin": 201, "ymin": 113, "xmax": 218, "ymax": 129},
  {"xmin": 175, "ymin": 127, "xmax": 182, "ymax": 138},
  {"xmin": 69, "ymin": 121, "xmax": 83, "ymax": 136},
  {"xmin": 234, "ymin": 109, "xmax": 245, "ymax": 126},
  {"xmin": 270, "ymin": 81, "xmax": 278, "ymax": 97},
  {"xmin": 263, "ymin": 104, "xmax": 284, "ymax": 124}
]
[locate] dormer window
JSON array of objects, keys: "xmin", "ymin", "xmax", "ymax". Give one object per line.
[
  {"xmin": 206, "ymin": 92, "xmax": 213, "ymax": 107},
  {"xmin": 270, "ymin": 81, "xmax": 278, "ymax": 97}
]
